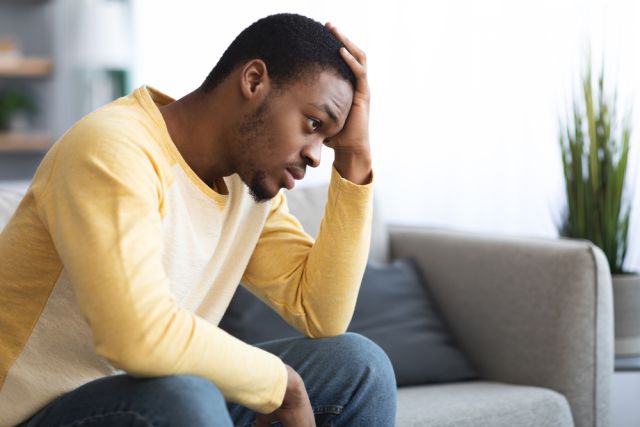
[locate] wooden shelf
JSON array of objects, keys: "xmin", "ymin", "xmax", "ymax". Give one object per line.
[
  {"xmin": 0, "ymin": 132, "xmax": 52, "ymax": 152},
  {"xmin": 0, "ymin": 57, "xmax": 53, "ymax": 77}
]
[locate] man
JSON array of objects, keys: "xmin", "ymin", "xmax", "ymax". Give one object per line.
[{"xmin": 0, "ymin": 13, "xmax": 396, "ymax": 427}]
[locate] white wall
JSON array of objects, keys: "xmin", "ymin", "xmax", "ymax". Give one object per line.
[{"xmin": 131, "ymin": 0, "xmax": 640, "ymax": 272}]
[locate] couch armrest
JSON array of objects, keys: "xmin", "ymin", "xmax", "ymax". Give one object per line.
[{"xmin": 389, "ymin": 226, "xmax": 613, "ymax": 427}]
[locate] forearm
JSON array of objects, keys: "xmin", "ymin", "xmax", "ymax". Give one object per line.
[
  {"xmin": 333, "ymin": 147, "xmax": 372, "ymax": 185},
  {"xmin": 296, "ymin": 166, "xmax": 373, "ymax": 336},
  {"xmin": 241, "ymin": 168, "xmax": 373, "ymax": 338},
  {"xmin": 109, "ymin": 304, "xmax": 288, "ymax": 414}
]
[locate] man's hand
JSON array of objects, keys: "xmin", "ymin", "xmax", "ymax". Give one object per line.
[
  {"xmin": 255, "ymin": 364, "xmax": 316, "ymax": 427},
  {"xmin": 325, "ymin": 23, "xmax": 372, "ymax": 185}
]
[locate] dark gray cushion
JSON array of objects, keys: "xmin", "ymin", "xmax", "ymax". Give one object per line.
[{"xmin": 220, "ymin": 258, "xmax": 478, "ymax": 386}]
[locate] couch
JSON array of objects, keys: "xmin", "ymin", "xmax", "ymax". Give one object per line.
[
  {"xmin": 282, "ymin": 184, "xmax": 613, "ymax": 427},
  {"xmin": 0, "ymin": 185, "xmax": 613, "ymax": 427}
]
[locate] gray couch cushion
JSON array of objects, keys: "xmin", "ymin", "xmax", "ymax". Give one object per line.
[
  {"xmin": 284, "ymin": 185, "xmax": 389, "ymax": 263},
  {"xmin": 396, "ymin": 382, "xmax": 574, "ymax": 427}
]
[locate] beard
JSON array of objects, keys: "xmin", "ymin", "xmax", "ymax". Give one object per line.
[
  {"xmin": 247, "ymin": 170, "xmax": 271, "ymax": 203},
  {"xmin": 235, "ymin": 97, "xmax": 277, "ymax": 203}
]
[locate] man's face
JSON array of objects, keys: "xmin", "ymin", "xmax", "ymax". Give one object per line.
[{"xmin": 233, "ymin": 70, "xmax": 353, "ymax": 203}]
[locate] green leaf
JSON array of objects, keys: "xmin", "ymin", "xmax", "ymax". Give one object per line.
[{"xmin": 558, "ymin": 57, "xmax": 634, "ymax": 273}]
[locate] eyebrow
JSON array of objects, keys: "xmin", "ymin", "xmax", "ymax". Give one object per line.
[{"xmin": 311, "ymin": 103, "xmax": 339, "ymax": 125}]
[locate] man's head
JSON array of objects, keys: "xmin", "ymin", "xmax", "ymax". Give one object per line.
[
  {"xmin": 201, "ymin": 13, "xmax": 356, "ymax": 94},
  {"xmin": 199, "ymin": 14, "xmax": 357, "ymax": 203}
]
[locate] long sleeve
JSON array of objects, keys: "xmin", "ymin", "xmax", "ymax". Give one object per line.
[
  {"xmin": 241, "ymin": 165, "xmax": 374, "ymax": 338},
  {"xmin": 35, "ymin": 132, "xmax": 287, "ymax": 414}
]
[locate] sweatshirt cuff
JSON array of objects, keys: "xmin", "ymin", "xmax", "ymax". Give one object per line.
[
  {"xmin": 330, "ymin": 165, "xmax": 374, "ymax": 197},
  {"xmin": 257, "ymin": 357, "xmax": 288, "ymax": 414}
]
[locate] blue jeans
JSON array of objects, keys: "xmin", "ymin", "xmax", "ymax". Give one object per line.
[{"xmin": 17, "ymin": 333, "xmax": 397, "ymax": 426}]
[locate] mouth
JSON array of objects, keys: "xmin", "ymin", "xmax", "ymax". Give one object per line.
[
  {"xmin": 287, "ymin": 166, "xmax": 306, "ymax": 180},
  {"xmin": 283, "ymin": 167, "xmax": 305, "ymax": 190}
]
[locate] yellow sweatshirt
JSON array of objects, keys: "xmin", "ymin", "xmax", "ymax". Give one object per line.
[{"xmin": 0, "ymin": 86, "xmax": 373, "ymax": 426}]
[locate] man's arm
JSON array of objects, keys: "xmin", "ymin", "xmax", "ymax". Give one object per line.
[
  {"xmin": 241, "ymin": 168, "xmax": 373, "ymax": 337},
  {"xmin": 326, "ymin": 23, "xmax": 372, "ymax": 186},
  {"xmin": 35, "ymin": 129, "xmax": 288, "ymax": 414},
  {"xmin": 242, "ymin": 24, "xmax": 373, "ymax": 338}
]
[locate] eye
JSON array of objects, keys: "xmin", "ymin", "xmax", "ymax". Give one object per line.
[{"xmin": 308, "ymin": 117, "xmax": 322, "ymax": 131}]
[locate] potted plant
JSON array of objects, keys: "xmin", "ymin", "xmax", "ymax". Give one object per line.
[
  {"xmin": 559, "ymin": 59, "xmax": 638, "ymax": 356},
  {"xmin": 0, "ymin": 89, "xmax": 35, "ymax": 131}
]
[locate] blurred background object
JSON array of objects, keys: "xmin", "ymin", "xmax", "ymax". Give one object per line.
[
  {"xmin": 0, "ymin": 88, "xmax": 36, "ymax": 131},
  {"xmin": 0, "ymin": 37, "xmax": 21, "ymax": 66},
  {"xmin": 0, "ymin": 0, "xmax": 132, "ymax": 187},
  {"xmin": 557, "ymin": 56, "xmax": 640, "ymax": 357},
  {"xmin": 73, "ymin": 0, "xmax": 132, "ymax": 113}
]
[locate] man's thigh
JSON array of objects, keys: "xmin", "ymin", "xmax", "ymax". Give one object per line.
[
  {"xmin": 18, "ymin": 374, "xmax": 233, "ymax": 427},
  {"xmin": 227, "ymin": 332, "xmax": 396, "ymax": 427}
]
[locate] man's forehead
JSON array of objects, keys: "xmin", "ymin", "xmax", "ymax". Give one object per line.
[
  {"xmin": 310, "ymin": 102, "xmax": 339, "ymax": 125},
  {"xmin": 301, "ymin": 72, "xmax": 353, "ymax": 123}
]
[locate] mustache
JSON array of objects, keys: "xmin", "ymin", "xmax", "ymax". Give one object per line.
[
  {"xmin": 286, "ymin": 164, "xmax": 307, "ymax": 180},
  {"xmin": 286, "ymin": 163, "xmax": 307, "ymax": 172}
]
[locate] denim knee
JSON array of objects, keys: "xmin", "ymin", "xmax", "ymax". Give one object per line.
[
  {"xmin": 143, "ymin": 375, "xmax": 232, "ymax": 426},
  {"xmin": 327, "ymin": 333, "xmax": 397, "ymax": 388}
]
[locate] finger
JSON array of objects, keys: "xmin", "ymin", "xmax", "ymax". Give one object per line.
[
  {"xmin": 339, "ymin": 47, "xmax": 369, "ymax": 98},
  {"xmin": 255, "ymin": 414, "xmax": 276, "ymax": 427},
  {"xmin": 326, "ymin": 23, "xmax": 365, "ymax": 64},
  {"xmin": 339, "ymin": 47, "xmax": 365, "ymax": 77},
  {"xmin": 278, "ymin": 412, "xmax": 316, "ymax": 427},
  {"xmin": 330, "ymin": 27, "xmax": 366, "ymax": 67},
  {"xmin": 325, "ymin": 22, "xmax": 366, "ymax": 66}
]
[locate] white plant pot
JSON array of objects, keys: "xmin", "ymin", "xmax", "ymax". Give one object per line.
[{"xmin": 613, "ymin": 274, "xmax": 640, "ymax": 356}]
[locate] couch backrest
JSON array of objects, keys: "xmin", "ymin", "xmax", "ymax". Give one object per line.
[
  {"xmin": 284, "ymin": 185, "xmax": 389, "ymax": 264},
  {"xmin": 0, "ymin": 189, "xmax": 23, "ymax": 231}
]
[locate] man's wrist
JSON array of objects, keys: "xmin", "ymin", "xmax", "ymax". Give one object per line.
[{"xmin": 333, "ymin": 148, "xmax": 372, "ymax": 185}]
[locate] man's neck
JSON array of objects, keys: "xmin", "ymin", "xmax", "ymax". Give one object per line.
[{"xmin": 159, "ymin": 88, "xmax": 235, "ymax": 186}]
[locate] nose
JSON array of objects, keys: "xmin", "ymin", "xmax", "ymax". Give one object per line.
[{"xmin": 301, "ymin": 138, "xmax": 322, "ymax": 168}]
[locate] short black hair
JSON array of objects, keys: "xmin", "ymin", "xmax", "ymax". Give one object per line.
[{"xmin": 200, "ymin": 13, "xmax": 356, "ymax": 93}]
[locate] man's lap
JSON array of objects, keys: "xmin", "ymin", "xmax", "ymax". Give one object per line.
[
  {"xmin": 229, "ymin": 333, "xmax": 394, "ymax": 426},
  {"xmin": 18, "ymin": 333, "xmax": 396, "ymax": 427}
]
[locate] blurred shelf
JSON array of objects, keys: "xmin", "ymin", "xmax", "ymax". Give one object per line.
[
  {"xmin": 616, "ymin": 356, "xmax": 640, "ymax": 372},
  {"xmin": 0, "ymin": 57, "xmax": 53, "ymax": 77},
  {"xmin": 0, "ymin": 132, "xmax": 52, "ymax": 152}
]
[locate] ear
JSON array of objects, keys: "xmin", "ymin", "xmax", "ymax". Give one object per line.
[{"xmin": 239, "ymin": 59, "xmax": 270, "ymax": 100}]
